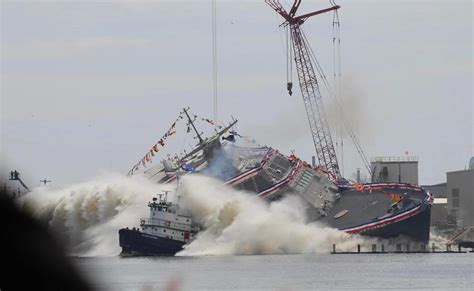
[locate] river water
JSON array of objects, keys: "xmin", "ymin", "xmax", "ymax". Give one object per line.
[{"xmin": 76, "ymin": 253, "xmax": 473, "ymax": 290}]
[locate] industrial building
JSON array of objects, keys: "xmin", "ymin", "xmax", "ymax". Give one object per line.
[
  {"xmin": 370, "ymin": 156, "xmax": 418, "ymax": 185},
  {"xmin": 447, "ymin": 167, "xmax": 474, "ymax": 228}
]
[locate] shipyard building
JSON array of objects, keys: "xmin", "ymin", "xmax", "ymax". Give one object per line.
[
  {"xmin": 447, "ymin": 167, "xmax": 474, "ymax": 228},
  {"xmin": 423, "ymin": 158, "xmax": 474, "ymax": 229},
  {"xmin": 370, "ymin": 156, "xmax": 418, "ymax": 185}
]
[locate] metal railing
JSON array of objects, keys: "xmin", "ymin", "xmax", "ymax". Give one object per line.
[
  {"xmin": 371, "ymin": 156, "xmax": 418, "ymax": 163},
  {"xmin": 140, "ymin": 218, "xmax": 195, "ymax": 232}
]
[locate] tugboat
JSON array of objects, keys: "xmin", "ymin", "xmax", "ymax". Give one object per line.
[{"xmin": 119, "ymin": 190, "xmax": 200, "ymax": 256}]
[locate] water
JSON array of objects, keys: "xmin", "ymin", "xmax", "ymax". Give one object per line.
[{"xmin": 76, "ymin": 253, "xmax": 473, "ymax": 290}]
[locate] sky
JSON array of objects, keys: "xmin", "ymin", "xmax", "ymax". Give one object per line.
[{"xmin": 1, "ymin": 0, "xmax": 472, "ymax": 188}]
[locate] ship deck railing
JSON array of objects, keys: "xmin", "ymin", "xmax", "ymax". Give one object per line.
[{"xmin": 140, "ymin": 218, "xmax": 196, "ymax": 232}]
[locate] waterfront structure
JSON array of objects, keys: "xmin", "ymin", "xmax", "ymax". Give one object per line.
[
  {"xmin": 371, "ymin": 156, "xmax": 418, "ymax": 185},
  {"xmin": 447, "ymin": 166, "xmax": 474, "ymax": 228}
]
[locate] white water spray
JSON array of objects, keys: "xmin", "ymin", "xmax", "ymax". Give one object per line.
[
  {"xmin": 177, "ymin": 175, "xmax": 372, "ymax": 255},
  {"xmin": 19, "ymin": 173, "xmax": 442, "ymax": 257},
  {"xmin": 19, "ymin": 173, "xmax": 170, "ymax": 256}
]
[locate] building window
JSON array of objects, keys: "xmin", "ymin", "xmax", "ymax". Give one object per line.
[{"xmin": 452, "ymin": 188, "xmax": 460, "ymax": 208}]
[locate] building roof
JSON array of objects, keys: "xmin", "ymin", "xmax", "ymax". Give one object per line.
[
  {"xmin": 371, "ymin": 156, "xmax": 418, "ymax": 163},
  {"xmin": 434, "ymin": 198, "xmax": 447, "ymax": 204},
  {"xmin": 421, "ymin": 182, "xmax": 447, "ymax": 187},
  {"xmin": 447, "ymin": 168, "xmax": 474, "ymax": 174}
]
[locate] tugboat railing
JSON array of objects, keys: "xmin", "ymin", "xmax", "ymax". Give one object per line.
[{"xmin": 140, "ymin": 218, "xmax": 196, "ymax": 232}]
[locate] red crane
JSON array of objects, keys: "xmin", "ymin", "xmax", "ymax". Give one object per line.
[{"xmin": 266, "ymin": 0, "xmax": 341, "ymax": 176}]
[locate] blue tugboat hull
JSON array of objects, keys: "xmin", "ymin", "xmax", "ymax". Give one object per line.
[{"xmin": 119, "ymin": 228, "xmax": 186, "ymax": 256}]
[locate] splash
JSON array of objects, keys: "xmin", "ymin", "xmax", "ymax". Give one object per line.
[
  {"xmin": 177, "ymin": 175, "xmax": 372, "ymax": 256},
  {"xmin": 19, "ymin": 173, "xmax": 170, "ymax": 256}
]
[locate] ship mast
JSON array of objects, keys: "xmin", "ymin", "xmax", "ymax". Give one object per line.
[{"xmin": 182, "ymin": 107, "xmax": 204, "ymax": 145}]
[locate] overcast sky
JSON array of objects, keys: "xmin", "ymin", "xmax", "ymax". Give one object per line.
[{"xmin": 1, "ymin": 0, "xmax": 472, "ymax": 188}]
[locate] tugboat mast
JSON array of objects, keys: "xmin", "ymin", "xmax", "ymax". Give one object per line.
[{"xmin": 182, "ymin": 107, "xmax": 204, "ymax": 145}]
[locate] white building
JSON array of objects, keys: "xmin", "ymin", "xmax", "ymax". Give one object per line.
[{"xmin": 370, "ymin": 156, "xmax": 418, "ymax": 185}]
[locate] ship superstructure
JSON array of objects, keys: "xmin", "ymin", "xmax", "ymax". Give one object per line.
[{"xmin": 119, "ymin": 191, "xmax": 200, "ymax": 256}]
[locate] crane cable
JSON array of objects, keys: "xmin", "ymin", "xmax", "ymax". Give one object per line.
[
  {"xmin": 300, "ymin": 28, "xmax": 373, "ymax": 178},
  {"xmin": 286, "ymin": 25, "xmax": 293, "ymax": 95},
  {"xmin": 212, "ymin": 0, "xmax": 218, "ymax": 128},
  {"xmin": 331, "ymin": 1, "xmax": 343, "ymax": 176}
]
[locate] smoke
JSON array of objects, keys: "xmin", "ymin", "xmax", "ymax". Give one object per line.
[
  {"xmin": 19, "ymin": 173, "xmax": 170, "ymax": 256},
  {"xmin": 244, "ymin": 76, "xmax": 372, "ymax": 153},
  {"xmin": 325, "ymin": 76, "xmax": 372, "ymax": 140},
  {"xmin": 245, "ymin": 98, "xmax": 308, "ymax": 148},
  {"xmin": 177, "ymin": 175, "xmax": 371, "ymax": 255}
]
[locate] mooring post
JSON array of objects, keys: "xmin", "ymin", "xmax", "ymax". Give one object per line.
[
  {"xmin": 333, "ymin": 244, "xmax": 336, "ymax": 253},
  {"xmin": 372, "ymin": 244, "xmax": 376, "ymax": 253},
  {"xmin": 458, "ymin": 244, "xmax": 461, "ymax": 252},
  {"xmin": 432, "ymin": 243, "xmax": 435, "ymax": 253},
  {"xmin": 381, "ymin": 244, "xmax": 385, "ymax": 253},
  {"xmin": 357, "ymin": 244, "xmax": 361, "ymax": 253}
]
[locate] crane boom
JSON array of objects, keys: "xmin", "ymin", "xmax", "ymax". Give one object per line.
[
  {"xmin": 291, "ymin": 24, "xmax": 339, "ymax": 175},
  {"xmin": 266, "ymin": 0, "xmax": 341, "ymax": 176}
]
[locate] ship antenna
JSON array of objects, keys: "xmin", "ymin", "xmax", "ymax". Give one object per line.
[
  {"xmin": 163, "ymin": 190, "xmax": 171, "ymax": 203},
  {"xmin": 182, "ymin": 107, "xmax": 204, "ymax": 145}
]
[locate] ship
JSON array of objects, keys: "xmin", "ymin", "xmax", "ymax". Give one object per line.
[
  {"xmin": 119, "ymin": 190, "xmax": 200, "ymax": 256},
  {"xmin": 118, "ymin": 109, "xmax": 432, "ymax": 256}
]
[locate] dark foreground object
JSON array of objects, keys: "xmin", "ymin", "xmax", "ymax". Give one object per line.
[
  {"xmin": 0, "ymin": 190, "xmax": 92, "ymax": 290},
  {"xmin": 119, "ymin": 228, "xmax": 186, "ymax": 256}
]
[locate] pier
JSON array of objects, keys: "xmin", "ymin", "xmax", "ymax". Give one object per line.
[{"xmin": 331, "ymin": 243, "xmax": 472, "ymax": 254}]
